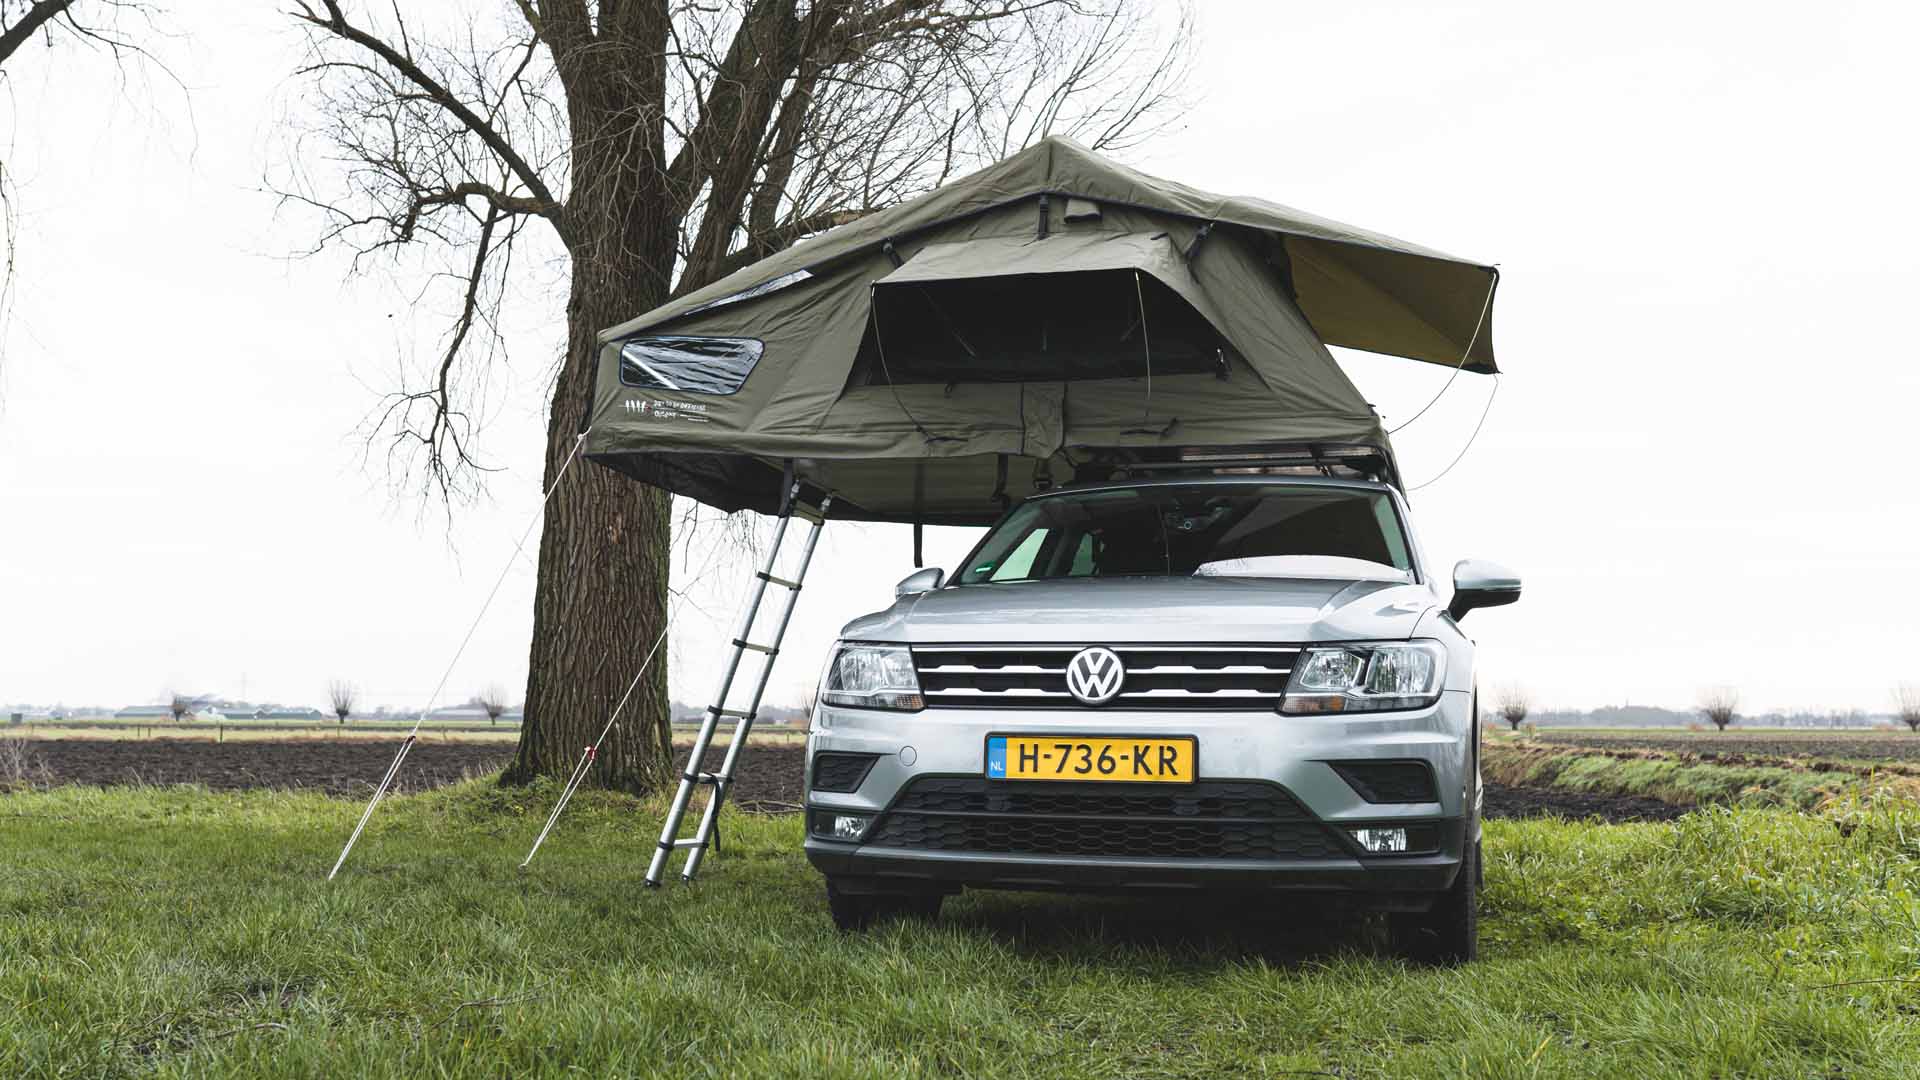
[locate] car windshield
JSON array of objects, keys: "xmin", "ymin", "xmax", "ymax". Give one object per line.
[{"xmin": 953, "ymin": 483, "xmax": 1413, "ymax": 585}]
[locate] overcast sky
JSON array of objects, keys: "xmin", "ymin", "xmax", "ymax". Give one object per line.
[{"xmin": 3, "ymin": 0, "xmax": 1916, "ymax": 716}]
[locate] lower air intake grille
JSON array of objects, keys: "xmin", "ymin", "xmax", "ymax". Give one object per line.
[
  {"xmin": 1330, "ymin": 761, "xmax": 1438, "ymax": 804},
  {"xmin": 867, "ymin": 778, "xmax": 1341, "ymax": 860},
  {"xmin": 811, "ymin": 752, "xmax": 879, "ymax": 793}
]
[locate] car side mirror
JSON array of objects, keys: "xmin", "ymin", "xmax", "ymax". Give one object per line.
[
  {"xmin": 1448, "ymin": 559, "xmax": 1521, "ymax": 621},
  {"xmin": 895, "ymin": 567, "xmax": 945, "ymax": 597}
]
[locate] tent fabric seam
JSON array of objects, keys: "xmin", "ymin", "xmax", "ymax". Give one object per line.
[{"xmin": 602, "ymin": 188, "xmax": 1495, "ymax": 346}]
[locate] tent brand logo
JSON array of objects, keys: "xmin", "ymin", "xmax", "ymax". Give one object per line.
[
  {"xmin": 624, "ymin": 398, "xmax": 709, "ymax": 422},
  {"xmin": 1065, "ymin": 647, "xmax": 1126, "ymax": 706}
]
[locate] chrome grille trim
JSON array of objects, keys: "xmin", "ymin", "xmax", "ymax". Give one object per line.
[{"xmin": 913, "ymin": 643, "xmax": 1301, "ymax": 711}]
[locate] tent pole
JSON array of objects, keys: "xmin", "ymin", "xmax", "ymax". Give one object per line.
[
  {"xmin": 912, "ymin": 463, "xmax": 925, "ymax": 568},
  {"xmin": 1134, "ymin": 269, "xmax": 1154, "ymax": 428}
]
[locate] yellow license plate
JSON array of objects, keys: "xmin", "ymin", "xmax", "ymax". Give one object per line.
[{"xmin": 986, "ymin": 736, "xmax": 1195, "ymax": 783}]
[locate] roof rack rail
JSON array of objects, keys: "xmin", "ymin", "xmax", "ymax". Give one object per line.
[{"xmin": 1090, "ymin": 443, "xmax": 1393, "ymax": 485}]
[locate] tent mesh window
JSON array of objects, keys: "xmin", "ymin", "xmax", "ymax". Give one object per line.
[
  {"xmin": 618, "ymin": 336, "xmax": 765, "ymax": 395},
  {"xmin": 857, "ymin": 271, "xmax": 1230, "ymax": 387}
]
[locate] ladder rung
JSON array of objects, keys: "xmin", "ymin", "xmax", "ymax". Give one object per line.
[
  {"xmin": 671, "ymin": 839, "xmax": 707, "ymax": 850},
  {"xmin": 756, "ymin": 571, "xmax": 800, "ymax": 590},
  {"xmin": 681, "ymin": 771, "xmax": 722, "ymax": 785},
  {"xmin": 789, "ymin": 504, "xmax": 827, "ymax": 526},
  {"xmin": 732, "ymin": 638, "xmax": 777, "ymax": 655},
  {"xmin": 706, "ymin": 706, "xmax": 754, "ymax": 720}
]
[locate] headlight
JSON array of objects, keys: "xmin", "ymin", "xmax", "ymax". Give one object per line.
[
  {"xmin": 819, "ymin": 643, "xmax": 923, "ymax": 711},
  {"xmin": 1280, "ymin": 641, "xmax": 1445, "ymax": 715}
]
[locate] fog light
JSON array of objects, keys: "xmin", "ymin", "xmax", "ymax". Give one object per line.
[
  {"xmin": 832, "ymin": 814, "xmax": 872, "ymax": 841},
  {"xmin": 1350, "ymin": 827, "xmax": 1409, "ymax": 853}
]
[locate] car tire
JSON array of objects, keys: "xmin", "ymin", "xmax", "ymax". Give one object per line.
[
  {"xmin": 825, "ymin": 878, "xmax": 943, "ymax": 931},
  {"xmin": 1389, "ymin": 838, "xmax": 1479, "ymax": 966}
]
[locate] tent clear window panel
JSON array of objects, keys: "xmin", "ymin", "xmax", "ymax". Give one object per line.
[
  {"xmin": 955, "ymin": 484, "xmax": 1412, "ymax": 584},
  {"xmin": 859, "ymin": 270, "xmax": 1230, "ymax": 386},
  {"xmin": 619, "ymin": 336, "xmax": 765, "ymax": 395}
]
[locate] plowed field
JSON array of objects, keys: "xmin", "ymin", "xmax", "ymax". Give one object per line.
[{"xmin": 13, "ymin": 738, "xmax": 1685, "ymax": 822}]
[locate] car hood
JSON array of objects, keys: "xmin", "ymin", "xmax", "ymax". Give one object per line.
[{"xmin": 839, "ymin": 575, "xmax": 1437, "ymax": 644}]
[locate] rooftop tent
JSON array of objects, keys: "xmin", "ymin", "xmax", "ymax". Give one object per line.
[{"xmin": 584, "ymin": 138, "xmax": 1499, "ymax": 524}]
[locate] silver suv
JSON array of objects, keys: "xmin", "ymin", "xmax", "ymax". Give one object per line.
[{"xmin": 802, "ymin": 474, "xmax": 1520, "ymax": 963}]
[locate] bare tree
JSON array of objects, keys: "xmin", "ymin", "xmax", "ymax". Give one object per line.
[
  {"xmin": 1700, "ymin": 687, "xmax": 1739, "ymax": 732},
  {"xmin": 1496, "ymin": 685, "xmax": 1530, "ymax": 733},
  {"xmin": 166, "ymin": 691, "xmax": 190, "ymax": 723},
  {"xmin": 327, "ymin": 679, "xmax": 357, "ymax": 725},
  {"xmin": 1896, "ymin": 684, "xmax": 1920, "ymax": 734},
  {"xmin": 477, "ymin": 684, "xmax": 509, "ymax": 726},
  {"xmin": 2, "ymin": 2, "xmax": 170, "ymax": 364},
  {"xmin": 284, "ymin": 0, "xmax": 1192, "ymax": 790},
  {"xmin": 1, "ymin": 0, "xmax": 167, "ymax": 66},
  {"xmin": 0, "ymin": 734, "xmax": 51, "ymax": 789}
]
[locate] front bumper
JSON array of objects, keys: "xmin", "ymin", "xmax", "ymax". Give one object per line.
[
  {"xmin": 804, "ymin": 691, "xmax": 1475, "ymax": 897},
  {"xmin": 806, "ymin": 817, "xmax": 1469, "ymax": 898}
]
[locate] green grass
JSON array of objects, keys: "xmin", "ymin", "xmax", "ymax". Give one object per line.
[
  {"xmin": 1484, "ymin": 743, "xmax": 1920, "ymax": 810},
  {"xmin": 5, "ymin": 782, "xmax": 1920, "ymax": 1078}
]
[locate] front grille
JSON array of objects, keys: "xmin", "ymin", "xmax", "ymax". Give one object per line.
[
  {"xmin": 1330, "ymin": 761, "xmax": 1438, "ymax": 804},
  {"xmin": 914, "ymin": 644, "xmax": 1298, "ymax": 711},
  {"xmin": 867, "ymin": 777, "xmax": 1341, "ymax": 860}
]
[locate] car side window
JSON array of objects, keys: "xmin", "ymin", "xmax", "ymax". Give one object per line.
[
  {"xmin": 989, "ymin": 530, "xmax": 1049, "ymax": 581},
  {"xmin": 1371, "ymin": 495, "xmax": 1413, "ymax": 570},
  {"xmin": 1067, "ymin": 533, "xmax": 1098, "ymax": 576}
]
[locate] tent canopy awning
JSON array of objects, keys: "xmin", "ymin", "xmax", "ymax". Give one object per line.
[{"xmin": 585, "ymin": 138, "xmax": 1499, "ymax": 524}]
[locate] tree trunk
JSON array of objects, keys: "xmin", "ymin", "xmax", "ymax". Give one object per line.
[
  {"xmin": 507, "ymin": 30, "xmax": 679, "ymax": 791},
  {"xmin": 505, "ymin": 288, "xmax": 673, "ymax": 792}
]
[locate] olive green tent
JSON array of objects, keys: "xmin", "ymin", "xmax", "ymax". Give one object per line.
[{"xmin": 585, "ymin": 137, "xmax": 1497, "ymax": 523}]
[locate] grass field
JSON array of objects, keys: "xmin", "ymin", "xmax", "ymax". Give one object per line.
[
  {"xmin": 1486, "ymin": 731, "xmax": 1920, "ymax": 812},
  {"xmin": 6, "ymin": 780, "xmax": 1920, "ymax": 1077},
  {"xmin": 1533, "ymin": 728, "xmax": 1920, "ymax": 766}
]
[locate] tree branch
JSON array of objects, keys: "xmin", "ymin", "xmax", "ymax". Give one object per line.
[
  {"xmin": 0, "ymin": 0, "xmax": 76, "ymax": 68},
  {"xmin": 292, "ymin": 0, "xmax": 571, "ymax": 247},
  {"xmin": 662, "ymin": 0, "xmax": 809, "ymax": 225},
  {"xmin": 408, "ymin": 182, "xmax": 548, "ymax": 234},
  {"xmin": 693, "ymin": 207, "xmax": 871, "ymax": 290}
]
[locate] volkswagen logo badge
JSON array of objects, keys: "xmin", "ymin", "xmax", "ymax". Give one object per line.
[{"xmin": 1065, "ymin": 647, "xmax": 1126, "ymax": 706}]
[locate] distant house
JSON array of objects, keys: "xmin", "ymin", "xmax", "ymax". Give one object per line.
[
  {"xmin": 257, "ymin": 707, "xmax": 326, "ymax": 721},
  {"xmin": 115, "ymin": 705, "xmax": 175, "ymax": 718}
]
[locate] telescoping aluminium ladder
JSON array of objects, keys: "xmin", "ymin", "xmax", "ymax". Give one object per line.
[{"xmin": 646, "ymin": 486, "xmax": 832, "ymax": 886}]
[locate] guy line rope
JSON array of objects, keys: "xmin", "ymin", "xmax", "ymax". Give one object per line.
[
  {"xmin": 327, "ymin": 430, "xmax": 591, "ymax": 881},
  {"xmin": 1387, "ymin": 268, "xmax": 1499, "ymax": 436},
  {"xmin": 519, "ymin": 533, "xmax": 731, "ymax": 869},
  {"xmin": 1389, "ymin": 269, "xmax": 1502, "ymax": 492}
]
